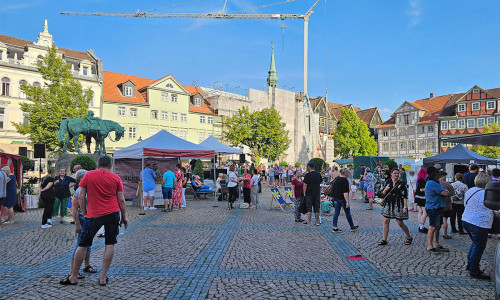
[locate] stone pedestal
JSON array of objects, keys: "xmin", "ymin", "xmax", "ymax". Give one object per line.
[{"xmin": 55, "ymin": 153, "xmax": 102, "ymax": 174}]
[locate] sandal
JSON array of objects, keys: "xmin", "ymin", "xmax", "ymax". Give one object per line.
[
  {"xmin": 442, "ymin": 235, "xmax": 452, "ymax": 239},
  {"xmin": 378, "ymin": 240, "xmax": 388, "ymax": 246},
  {"xmin": 98, "ymin": 276, "xmax": 109, "ymax": 286},
  {"xmin": 60, "ymin": 276, "xmax": 77, "ymax": 285},
  {"xmin": 404, "ymin": 237, "xmax": 413, "ymax": 245},
  {"xmin": 83, "ymin": 266, "xmax": 97, "ymax": 273}
]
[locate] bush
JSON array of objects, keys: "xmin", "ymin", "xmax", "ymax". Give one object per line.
[
  {"xmin": 385, "ymin": 159, "xmax": 398, "ymax": 171},
  {"xmin": 70, "ymin": 155, "xmax": 97, "ymax": 172},
  {"xmin": 279, "ymin": 161, "xmax": 288, "ymax": 167},
  {"xmin": 308, "ymin": 158, "xmax": 326, "ymax": 171},
  {"xmin": 193, "ymin": 159, "xmax": 204, "ymax": 181},
  {"xmin": 21, "ymin": 156, "xmax": 34, "ymax": 171},
  {"xmin": 295, "ymin": 161, "xmax": 302, "ymax": 167}
]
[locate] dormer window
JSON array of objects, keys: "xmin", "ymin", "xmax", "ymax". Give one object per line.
[
  {"xmin": 194, "ymin": 96, "xmax": 202, "ymax": 107},
  {"xmin": 124, "ymin": 86, "xmax": 133, "ymax": 97},
  {"xmin": 457, "ymin": 103, "xmax": 466, "ymax": 112}
]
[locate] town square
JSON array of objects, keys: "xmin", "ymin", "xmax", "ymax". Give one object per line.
[{"xmin": 0, "ymin": 1, "xmax": 499, "ymax": 299}]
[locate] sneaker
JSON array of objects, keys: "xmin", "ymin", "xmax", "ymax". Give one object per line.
[
  {"xmin": 47, "ymin": 219, "xmax": 52, "ymax": 225},
  {"xmin": 40, "ymin": 224, "xmax": 52, "ymax": 229},
  {"xmin": 332, "ymin": 228, "xmax": 342, "ymax": 232},
  {"xmin": 470, "ymin": 273, "xmax": 491, "ymax": 280},
  {"xmin": 419, "ymin": 227, "xmax": 429, "ymax": 233},
  {"xmin": 350, "ymin": 226, "xmax": 359, "ymax": 231},
  {"xmin": 149, "ymin": 207, "xmax": 157, "ymax": 210},
  {"xmin": 143, "ymin": 207, "xmax": 149, "ymax": 210}
]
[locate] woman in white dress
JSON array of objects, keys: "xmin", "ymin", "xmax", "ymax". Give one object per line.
[{"xmin": 407, "ymin": 170, "xmax": 417, "ymax": 212}]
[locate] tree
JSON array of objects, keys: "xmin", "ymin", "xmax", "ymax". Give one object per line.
[
  {"xmin": 333, "ymin": 108, "xmax": 377, "ymax": 159},
  {"xmin": 308, "ymin": 157, "xmax": 326, "ymax": 172},
  {"xmin": 472, "ymin": 123, "xmax": 500, "ymax": 158},
  {"xmin": 21, "ymin": 156, "xmax": 35, "ymax": 171},
  {"xmin": 385, "ymin": 159, "xmax": 398, "ymax": 171},
  {"xmin": 424, "ymin": 146, "xmax": 434, "ymax": 157},
  {"xmin": 70, "ymin": 155, "xmax": 97, "ymax": 171},
  {"xmin": 13, "ymin": 45, "xmax": 93, "ymax": 152},
  {"xmin": 193, "ymin": 159, "xmax": 204, "ymax": 181},
  {"xmin": 224, "ymin": 107, "xmax": 290, "ymax": 161}
]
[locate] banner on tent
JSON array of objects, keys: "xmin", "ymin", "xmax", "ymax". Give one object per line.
[{"xmin": 114, "ymin": 158, "xmax": 178, "ymax": 199}]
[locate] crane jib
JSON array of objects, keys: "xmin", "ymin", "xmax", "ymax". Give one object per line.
[{"xmin": 60, "ymin": 11, "xmax": 304, "ymax": 20}]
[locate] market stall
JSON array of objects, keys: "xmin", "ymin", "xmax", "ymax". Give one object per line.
[{"xmin": 113, "ymin": 130, "xmax": 215, "ymax": 205}]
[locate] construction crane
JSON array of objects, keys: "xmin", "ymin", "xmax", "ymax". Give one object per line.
[{"xmin": 61, "ymin": 0, "xmax": 321, "ymax": 96}]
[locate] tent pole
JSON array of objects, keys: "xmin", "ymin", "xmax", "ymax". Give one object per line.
[
  {"xmin": 140, "ymin": 157, "xmax": 144, "ymax": 208},
  {"xmin": 213, "ymin": 153, "xmax": 218, "ymax": 207}
]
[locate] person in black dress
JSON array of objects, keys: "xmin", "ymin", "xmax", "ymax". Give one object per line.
[{"xmin": 39, "ymin": 168, "xmax": 55, "ymax": 228}]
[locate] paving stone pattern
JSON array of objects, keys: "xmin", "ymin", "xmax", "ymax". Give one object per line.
[{"xmin": 0, "ymin": 186, "xmax": 496, "ymax": 299}]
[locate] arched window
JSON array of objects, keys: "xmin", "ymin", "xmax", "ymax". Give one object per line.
[
  {"xmin": 33, "ymin": 82, "xmax": 41, "ymax": 88},
  {"xmin": 36, "ymin": 55, "xmax": 44, "ymax": 67},
  {"xmin": 19, "ymin": 80, "xmax": 28, "ymax": 99},
  {"xmin": 1, "ymin": 77, "xmax": 10, "ymax": 96}
]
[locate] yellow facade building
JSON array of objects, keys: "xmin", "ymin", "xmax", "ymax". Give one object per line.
[
  {"xmin": 0, "ymin": 20, "xmax": 103, "ymax": 155},
  {"xmin": 102, "ymin": 71, "xmax": 222, "ymax": 153}
]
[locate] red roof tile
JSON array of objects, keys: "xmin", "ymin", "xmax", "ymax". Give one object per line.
[
  {"xmin": 183, "ymin": 85, "xmax": 215, "ymax": 114},
  {"xmin": 356, "ymin": 108, "xmax": 377, "ymax": 124},
  {"xmin": 102, "ymin": 71, "xmax": 155, "ymax": 105}
]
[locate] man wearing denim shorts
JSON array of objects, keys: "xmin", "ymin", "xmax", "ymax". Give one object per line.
[
  {"xmin": 425, "ymin": 167, "xmax": 449, "ymax": 254},
  {"xmin": 63, "ymin": 156, "xmax": 128, "ymax": 286},
  {"xmin": 162, "ymin": 165, "xmax": 175, "ymax": 212},
  {"xmin": 140, "ymin": 164, "xmax": 157, "ymax": 210}
]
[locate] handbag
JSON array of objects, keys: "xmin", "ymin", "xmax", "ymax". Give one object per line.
[
  {"xmin": 323, "ymin": 177, "xmax": 338, "ymax": 197},
  {"xmin": 298, "ymin": 197, "xmax": 308, "ymax": 214}
]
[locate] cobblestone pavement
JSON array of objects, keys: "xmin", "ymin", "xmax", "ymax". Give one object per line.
[{"xmin": 0, "ymin": 185, "xmax": 496, "ymax": 299}]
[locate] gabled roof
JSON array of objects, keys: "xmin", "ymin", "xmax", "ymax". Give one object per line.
[
  {"xmin": 329, "ymin": 104, "xmax": 360, "ymax": 120},
  {"xmin": 356, "ymin": 107, "xmax": 378, "ymax": 124},
  {"xmin": 102, "ymin": 71, "xmax": 155, "ymax": 104},
  {"xmin": 183, "ymin": 85, "xmax": 215, "ymax": 114},
  {"xmin": 413, "ymin": 94, "xmax": 451, "ymax": 123},
  {"xmin": 0, "ymin": 34, "xmax": 94, "ymax": 61}
]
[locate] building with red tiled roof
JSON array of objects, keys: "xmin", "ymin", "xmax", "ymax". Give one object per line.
[
  {"xmin": 376, "ymin": 92, "xmax": 449, "ymax": 159},
  {"xmin": 439, "ymin": 85, "xmax": 500, "ymax": 152},
  {"xmin": 0, "ymin": 20, "xmax": 103, "ymax": 154},
  {"xmin": 101, "ymin": 71, "xmax": 222, "ymax": 151},
  {"xmin": 376, "ymin": 85, "xmax": 500, "ymax": 159}
]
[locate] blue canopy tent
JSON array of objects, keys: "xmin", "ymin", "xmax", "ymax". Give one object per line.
[
  {"xmin": 199, "ymin": 135, "xmax": 243, "ymax": 155},
  {"xmin": 335, "ymin": 158, "xmax": 353, "ymax": 165},
  {"xmin": 423, "ymin": 144, "xmax": 497, "ymax": 166}
]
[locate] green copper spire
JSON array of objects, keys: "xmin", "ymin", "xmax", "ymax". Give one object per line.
[{"xmin": 267, "ymin": 44, "xmax": 278, "ymax": 88}]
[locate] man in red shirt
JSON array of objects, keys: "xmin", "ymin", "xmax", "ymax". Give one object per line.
[{"xmin": 61, "ymin": 156, "xmax": 128, "ymax": 286}]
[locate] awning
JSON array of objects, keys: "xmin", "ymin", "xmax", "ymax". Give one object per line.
[{"xmin": 442, "ymin": 132, "xmax": 500, "ymax": 147}]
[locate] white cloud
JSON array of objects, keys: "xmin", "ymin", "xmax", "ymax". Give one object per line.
[
  {"xmin": 381, "ymin": 107, "xmax": 392, "ymax": 113},
  {"xmin": 1, "ymin": 1, "xmax": 41, "ymax": 12},
  {"xmin": 407, "ymin": 0, "xmax": 422, "ymax": 26}
]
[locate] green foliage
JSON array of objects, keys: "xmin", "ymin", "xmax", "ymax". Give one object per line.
[
  {"xmin": 279, "ymin": 161, "xmax": 288, "ymax": 167},
  {"xmin": 333, "ymin": 108, "xmax": 378, "ymax": 158},
  {"xmin": 13, "ymin": 45, "xmax": 93, "ymax": 152},
  {"xmin": 193, "ymin": 159, "xmax": 204, "ymax": 181},
  {"xmin": 224, "ymin": 107, "xmax": 290, "ymax": 161},
  {"xmin": 295, "ymin": 161, "xmax": 302, "ymax": 167},
  {"xmin": 424, "ymin": 146, "xmax": 434, "ymax": 157},
  {"xmin": 70, "ymin": 155, "xmax": 96, "ymax": 171},
  {"xmin": 249, "ymin": 163, "xmax": 256, "ymax": 174},
  {"xmin": 308, "ymin": 158, "xmax": 326, "ymax": 171},
  {"xmin": 472, "ymin": 123, "xmax": 500, "ymax": 158},
  {"xmin": 21, "ymin": 156, "xmax": 34, "ymax": 171},
  {"xmin": 385, "ymin": 159, "xmax": 398, "ymax": 171}
]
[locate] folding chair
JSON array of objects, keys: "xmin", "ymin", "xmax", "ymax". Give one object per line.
[
  {"xmin": 283, "ymin": 187, "xmax": 295, "ymax": 203},
  {"xmin": 269, "ymin": 188, "xmax": 294, "ymax": 212}
]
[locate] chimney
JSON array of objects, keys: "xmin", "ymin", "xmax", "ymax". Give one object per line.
[{"xmin": 430, "ymin": 92, "xmax": 434, "ymax": 98}]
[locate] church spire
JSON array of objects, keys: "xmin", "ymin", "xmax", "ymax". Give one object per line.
[{"xmin": 267, "ymin": 43, "xmax": 278, "ymax": 88}]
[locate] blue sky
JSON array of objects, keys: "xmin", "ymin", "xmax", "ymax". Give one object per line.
[{"xmin": 1, "ymin": 0, "xmax": 499, "ymax": 119}]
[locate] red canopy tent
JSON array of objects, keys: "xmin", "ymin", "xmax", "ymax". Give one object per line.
[{"xmin": 0, "ymin": 152, "xmax": 23, "ymax": 211}]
